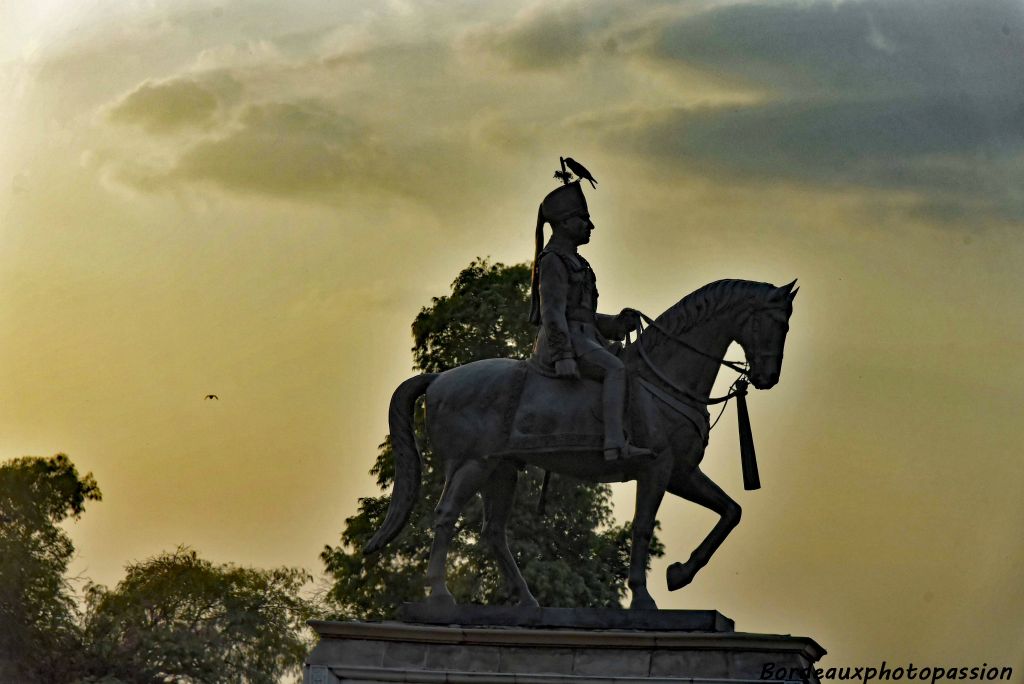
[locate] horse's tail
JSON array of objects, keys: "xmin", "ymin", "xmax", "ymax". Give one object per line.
[{"xmin": 363, "ymin": 373, "xmax": 439, "ymax": 555}]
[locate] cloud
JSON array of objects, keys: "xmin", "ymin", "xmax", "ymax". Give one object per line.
[
  {"xmin": 175, "ymin": 101, "xmax": 368, "ymax": 196},
  {"xmin": 90, "ymin": 0, "xmax": 1024, "ymax": 224},
  {"xmin": 456, "ymin": 0, "xmax": 1024, "ymax": 223},
  {"xmin": 461, "ymin": 0, "xmax": 672, "ymax": 72},
  {"xmin": 465, "ymin": 3, "xmax": 592, "ymax": 71},
  {"xmin": 103, "ymin": 84, "xmax": 488, "ymax": 217},
  {"xmin": 107, "ymin": 74, "xmax": 242, "ymax": 134},
  {"xmin": 595, "ymin": 95, "xmax": 1024, "ymax": 223},
  {"xmin": 121, "ymin": 99, "xmax": 388, "ymax": 200},
  {"xmin": 644, "ymin": 0, "xmax": 1024, "ymax": 99},
  {"xmin": 192, "ymin": 39, "xmax": 287, "ymax": 71},
  {"xmin": 617, "ymin": 95, "xmax": 1019, "ymax": 179},
  {"xmin": 95, "ymin": 34, "xmax": 533, "ymax": 214},
  {"xmin": 593, "ymin": 0, "xmax": 1024, "ymax": 223}
]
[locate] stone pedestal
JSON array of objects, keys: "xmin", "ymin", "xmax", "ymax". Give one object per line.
[{"xmin": 304, "ymin": 607, "xmax": 825, "ymax": 684}]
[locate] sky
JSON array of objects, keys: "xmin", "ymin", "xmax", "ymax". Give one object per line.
[{"xmin": 2, "ymin": 0, "xmax": 1023, "ymax": 671}]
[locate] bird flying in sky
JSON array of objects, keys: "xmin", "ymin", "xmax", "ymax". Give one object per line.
[{"xmin": 205, "ymin": 394, "xmax": 219, "ymax": 400}]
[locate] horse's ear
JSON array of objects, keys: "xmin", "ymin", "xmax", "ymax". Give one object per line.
[
  {"xmin": 787, "ymin": 287, "xmax": 799, "ymax": 302},
  {"xmin": 769, "ymin": 279, "xmax": 796, "ymax": 302},
  {"xmin": 768, "ymin": 279, "xmax": 797, "ymax": 303}
]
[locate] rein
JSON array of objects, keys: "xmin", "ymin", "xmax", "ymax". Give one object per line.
[
  {"xmin": 627, "ymin": 309, "xmax": 761, "ymax": 491},
  {"xmin": 627, "ymin": 310, "xmax": 748, "ymax": 406}
]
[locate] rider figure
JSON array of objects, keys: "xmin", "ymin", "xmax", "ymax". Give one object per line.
[{"xmin": 529, "ymin": 180, "xmax": 654, "ymax": 462}]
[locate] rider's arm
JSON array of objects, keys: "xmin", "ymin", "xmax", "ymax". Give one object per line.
[
  {"xmin": 538, "ymin": 253, "xmax": 574, "ymax": 362},
  {"xmin": 595, "ymin": 313, "xmax": 623, "ymax": 341},
  {"xmin": 597, "ymin": 309, "xmax": 641, "ymax": 341}
]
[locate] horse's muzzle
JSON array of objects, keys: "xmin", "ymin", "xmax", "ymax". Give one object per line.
[{"xmin": 749, "ymin": 370, "xmax": 779, "ymax": 390}]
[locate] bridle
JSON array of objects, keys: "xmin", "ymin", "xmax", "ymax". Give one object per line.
[
  {"xmin": 626, "ymin": 303, "xmax": 785, "ymax": 492},
  {"xmin": 627, "ymin": 306, "xmax": 780, "ymax": 407}
]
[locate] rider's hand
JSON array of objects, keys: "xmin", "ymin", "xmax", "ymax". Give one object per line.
[
  {"xmin": 555, "ymin": 359, "xmax": 580, "ymax": 379},
  {"xmin": 617, "ymin": 308, "xmax": 642, "ymax": 338}
]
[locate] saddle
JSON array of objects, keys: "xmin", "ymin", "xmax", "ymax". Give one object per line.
[{"xmin": 499, "ymin": 359, "xmax": 709, "ymax": 455}]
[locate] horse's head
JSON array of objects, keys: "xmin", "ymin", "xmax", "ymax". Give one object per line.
[{"xmin": 735, "ymin": 280, "xmax": 798, "ymax": 390}]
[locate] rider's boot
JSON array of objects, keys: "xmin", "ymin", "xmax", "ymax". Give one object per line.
[{"xmin": 600, "ymin": 364, "xmax": 655, "ymax": 462}]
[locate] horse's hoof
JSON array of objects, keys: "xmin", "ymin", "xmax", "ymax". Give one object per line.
[
  {"xmin": 516, "ymin": 595, "xmax": 540, "ymax": 609},
  {"xmin": 629, "ymin": 595, "xmax": 658, "ymax": 610},
  {"xmin": 426, "ymin": 591, "xmax": 457, "ymax": 607},
  {"xmin": 666, "ymin": 561, "xmax": 697, "ymax": 591}
]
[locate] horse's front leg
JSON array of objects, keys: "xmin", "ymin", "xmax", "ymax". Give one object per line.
[
  {"xmin": 628, "ymin": 455, "xmax": 673, "ymax": 610},
  {"xmin": 665, "ymin": 463, "xmax": 741, "ymax": 591}
]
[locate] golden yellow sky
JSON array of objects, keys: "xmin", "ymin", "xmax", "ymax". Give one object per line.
[{"xmin": 2, "ymin": 0, "xmax": 1022, "ymax": 670}]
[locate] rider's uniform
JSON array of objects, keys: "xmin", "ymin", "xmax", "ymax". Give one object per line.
[
  {"xmin": 528, "ymin": 180, "xmax": 643, "ymax": 459},
  {"xmin": 530, "ymin": 243, "xmax": 622, "ymax": 369}
]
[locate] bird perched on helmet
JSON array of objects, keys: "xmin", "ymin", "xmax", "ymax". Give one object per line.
[{"xmin": 563, "ymin": 157, "xmax": 597, "ymax": 188}]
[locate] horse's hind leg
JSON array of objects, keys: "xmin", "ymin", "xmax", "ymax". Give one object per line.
[
  {"xmin": 426, "ymin": 459, "xmax": 494, "ymax": 606},
  {"xmin": 665, "ymin": 465, "xmax": 742, "ymax": 591},
  {"xmin": 480, "ymin": 462, "xmax": 539, "ymax": 608}
]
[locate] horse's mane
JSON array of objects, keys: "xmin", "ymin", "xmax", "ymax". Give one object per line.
[{"xmin": 651, "ymin": 279, "xmax": 777, "ymax": 342}]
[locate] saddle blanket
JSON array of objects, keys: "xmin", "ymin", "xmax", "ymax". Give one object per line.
[{"xmin": 501, "ymin": 361, "xmax": 708, "ymax": 454}]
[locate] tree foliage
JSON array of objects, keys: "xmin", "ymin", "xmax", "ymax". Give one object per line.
[
  {"xmin": 1, "ymin": 454, "xmax": 315, "ymax": 684},
  {"xmin": 80, "ymin": 548, "xmax": 315, "ymax": 684},
  {"xmin": 321, "ymin": 258, "xmax": 662, "ymax": 619},
  {"xmin": 410, "ymin": 259, "xmax": 538, "ymax": 372},
  {"xmin": 0, "ymin": 453, "xmax": 101, "ymax": 682}
]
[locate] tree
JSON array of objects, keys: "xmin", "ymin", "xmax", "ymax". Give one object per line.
[
  {"xmin": 80, "ymin": 548, "xmax": 315, "ymax": 684},
  {"xmin": 0, "ymin": 453, "xmax": 101, "ymax": 682},
  {"xmin": 321, "ymin": 258, "xmax": 662, "ymax": 618},
  {"xmin": 1, "ymin": 453, "xmax": 316, "ymax": 683}
]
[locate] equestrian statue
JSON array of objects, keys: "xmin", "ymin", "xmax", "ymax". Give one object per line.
[{"xmin": 364, "ymin": 158, "xmax": 798, "ymax": 610}]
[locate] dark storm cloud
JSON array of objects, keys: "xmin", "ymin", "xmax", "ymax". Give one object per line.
[
  {"xmin": 622, "ymin": 0, "xmax": 1024, "ymax": 222},
  {"xmin": 459, "ymin": 0, "xmax": 1024, "ymax": 222},
  {"xmin": 605, "ymin": 94, "xmax": 1024, "ymax": 222},
  {"xmin": 623, "ymin": 95, "xmax": 1022, "ymax": 186},
  {"xmin": 648, "ymin": 0, "xmax": 1024, "ymax": 99}
]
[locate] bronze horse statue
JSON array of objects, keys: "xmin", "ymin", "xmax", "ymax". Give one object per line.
[{"xmin": 365, "ymin": 278, "xmax": 797, "ymax": 610}]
